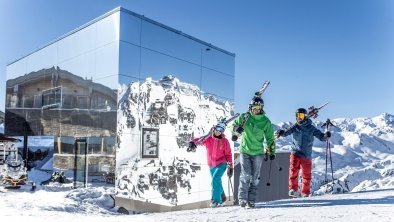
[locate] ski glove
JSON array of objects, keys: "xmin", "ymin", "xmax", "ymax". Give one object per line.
[
  {"xmin": 227, "ymin": 167, "xmax": 233, "ymax": 178},
  {"xmin": 264, "ymin": 153, "xmax": 269, "ymax": 161},
  {"xmin": 264, "ymin": 152, "xmax": 275, "ymax": 161},
  {"xmin": 235, "ymin": 126, "xmax": 244, "ymax": 134},
  {"xmin": 231, "ymin": 135, "xmax": 238, "ymax": 142},
  {"xmin": 187, "ymin": 141, "xmax": 197, "ymax": 152},
  {"xmin": 275, "ymin": 129, "xmax": 285, "ymax": 138},
  {"xmin": 325, "ymin": 131, "xmax": 331, "ymax": 138}
]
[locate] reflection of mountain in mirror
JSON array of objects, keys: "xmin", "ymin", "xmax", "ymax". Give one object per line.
[
  {"xmin": 158, "ymin": 75, "xmax": 233, "ymax": 107},
  {"xmin": 116, "ymin": 75, "xmax": 234, "ymax": 205},
  {"xmin": 159, "ymin": 75, "xmax": 200, "ymax": 97}
]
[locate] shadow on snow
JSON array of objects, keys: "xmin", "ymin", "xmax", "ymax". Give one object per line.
[{"xmin": 256, "ymin": 188, "xmax": 394, "ymax": 209}]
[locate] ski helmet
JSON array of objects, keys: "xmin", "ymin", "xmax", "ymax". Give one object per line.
[
  {"xmin": 295, "ymin": 108, "xmax": 307, "ymax": 119},
  {"xmin": 249, "ymin": 96, "xmax": 264, "ymax": 111},
  {"xmin": 215, "ymin": 117, "xmax": 226, "ymax": 132}
]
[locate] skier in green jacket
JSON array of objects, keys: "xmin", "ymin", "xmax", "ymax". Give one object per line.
[{"xmin": 231, "ymin": 96, "xmax": 276, "ymax": 208}]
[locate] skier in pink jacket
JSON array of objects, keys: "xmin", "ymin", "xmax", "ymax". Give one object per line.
[{"xmin": 188, "ymin": 120, "xmax": 233, "ymax": 207}]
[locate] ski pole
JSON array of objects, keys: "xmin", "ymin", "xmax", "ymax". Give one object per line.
[
  {"xmin": 322, "ymin": 118, "xmax": 336, "ymax": 184},
  {"xmin": 225, "ymin": 160, "xmax": 234, "ymax": 202},
  {"xmin": 266, "ymin": 159, "xmax": 273, "ymax": 186},
  {"xmin": 325, "ymin": 136, "xmax": 329, "ymax": 183},
  {"xmin": 227, "ymin": 175, "xmax": 234, "ymax": 203},
  {"xmin": 228, "ymin": 176, "xmax": 230, "ymax": 202},
  {"xmin": 324, "ymin": 119, "xmax": 330, "ymax": 183},
  {"xmin": 229, "ymin": 176, "xmax": 234, "ymax": 197},
  {"xmin": 328, "ymin": 132, "xmax": 335, "ymax": 183},
  {"xmin": 273, "ymin": 159, "xmax": 282, "ymax": 171}
]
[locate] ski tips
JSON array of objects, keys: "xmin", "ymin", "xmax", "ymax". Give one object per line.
[
  {"xmin": 255, "ymin": 81, "xmax": 270, "ymax": 97},
  {"xmin": 320, "ymin": 102, "xmax": 329, "ymax": 108},
  {"xmin": 307, "ymin": 101, "xmax": 329, "ymax": 119}
]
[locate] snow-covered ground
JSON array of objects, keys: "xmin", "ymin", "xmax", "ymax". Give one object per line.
[
  {"xmin": 0, "ymin": 183, "xmax": 393, "ymax": 221},
  {"xmin": 1, "ymin": 114, "xmax": 394, "ymax": 221}
]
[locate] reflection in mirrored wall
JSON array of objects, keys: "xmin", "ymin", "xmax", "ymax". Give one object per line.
[
  {"xmin": 6, "ymin": 67, "xmax": 117, "ymax": 137},
  {"xmin": 53, "ymin": 136, "xmax": 115, "ymax": 183},
  {"xmin": 116, "ymin": 8, "xmax": 235, "ymax": 208},
  {"xmin": 5, "ymin": 7, "xmax": 235, "ymax": 211},
  {"xmin": 5, "ymin": 9, "xmax": 120, "ymax": 187}
]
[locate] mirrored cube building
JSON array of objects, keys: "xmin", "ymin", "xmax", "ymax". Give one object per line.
[{"xmin": 5, "ymin": 7, "xmax": 235, "ymax": 211}]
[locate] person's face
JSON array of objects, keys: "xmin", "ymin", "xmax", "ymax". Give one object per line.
[
  {"xmin": 296, "ymin": 112, "xmax": 306, "ymax": 123},
  {"xmin": 214, "ymin": 130, "xmax": 222, "ymax": 136},
  {"xmin": 214, "ymin": 125, "xmax": 224, "ymax": 135},
  {"xmin": 250, "ymin": 105, "xmax": 261, "ymax": 115}
]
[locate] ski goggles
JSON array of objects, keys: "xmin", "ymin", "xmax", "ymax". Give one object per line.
[
  {"xmin": 296, "ymin": 112, "xmax": 306, "ymax": 119},
  {"xmin": 250, "ymin": 105, "xmax": 261, "ymax": 112},
  {"xmin": 215, "ymin": 125, "xmax": 225, "ymax": 132}
]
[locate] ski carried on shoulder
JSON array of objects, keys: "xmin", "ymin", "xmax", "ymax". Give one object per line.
[
  {"xmin": 194, "ymin": 113, "xmax": 240, "ymax": 145},
  {"xmin": 283, "ymin": 102, "xmax": 329, "ymax": 134},
  {"xmin": 194, "ymin": 128, "xmax": 214, "ymax": 146},
  {"xmin": 275, "ymin": 102, "xmax": 328, "ymax": 139},
  {"xmin": 232, "ymin": 81, "xmax": 270, "ymax": 141}
]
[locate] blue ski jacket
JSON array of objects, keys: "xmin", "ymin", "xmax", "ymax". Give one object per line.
[{"xmin": 283, "ymin": 119, "xmax": 326, "ymax": 159}]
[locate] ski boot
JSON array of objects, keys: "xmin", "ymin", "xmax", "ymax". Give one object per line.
[
  {"xmin": 288, "ymin": 189, "xmax": 299, "ymax": 198},
  {"xmin": 239, "ymin": 200, "xmax": 247, "ymax": 208},
  {"xmin": 246, "ymin": 202, "xmax": 255, "ymax": 209},
  {"xmin": 210, "ymin": 201, "xmax": 224, "ymax": 208}
]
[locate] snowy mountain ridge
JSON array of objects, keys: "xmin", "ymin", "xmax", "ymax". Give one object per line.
[
  {"xmin": 158, "ymin": 75, "xmax": 200, "ymax": 97},
  {"xmin": 328, "ymin": 113, "xmax": 394, "ymax": 135}
]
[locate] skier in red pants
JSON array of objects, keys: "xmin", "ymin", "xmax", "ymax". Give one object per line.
[{"xmin": 275, "ymin": 108, "xmax": 330, "ymax": 197}]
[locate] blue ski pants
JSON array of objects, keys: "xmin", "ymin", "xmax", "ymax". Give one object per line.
[{"xmin": 209, "ymin": 163, "xmax": 227, "ymax": 203}]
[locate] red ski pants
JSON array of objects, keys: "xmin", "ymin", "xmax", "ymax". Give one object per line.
[{"xmin": 288, "ymin": 153, "xmax": 312, "ymax": 195}]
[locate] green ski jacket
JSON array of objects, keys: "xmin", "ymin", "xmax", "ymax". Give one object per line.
[{"xmin": 231, "ymin": 112, "xmax": 276, "ymax": 156}]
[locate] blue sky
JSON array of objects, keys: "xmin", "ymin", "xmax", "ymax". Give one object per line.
[{"xmin": 1, "ymin": 0, "xmax": 393, "ymax": 123}]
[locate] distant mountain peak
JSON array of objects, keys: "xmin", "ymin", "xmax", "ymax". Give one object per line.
[
  {"xmin": 372, "ymin": 113, "xmax": 394, "ymax": 127},
  {"xmin": 275, "ymin": 113, "xmax": 394, "ymax": 135},
  {"xmin": 379, "ymin": 113, "xmax": 393, "ymax": 121},
  {"xmin": 160, "ymin": 75, "xmax": 176, "ymax": 81},
  {"xmin": 159, "ymin": 75, "xmax": 180, "ymax": 87}
]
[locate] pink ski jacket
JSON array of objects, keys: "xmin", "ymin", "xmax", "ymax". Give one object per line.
[{"xmin": 193, "ymin": 135, "xmax": 233, "ymax": 169}]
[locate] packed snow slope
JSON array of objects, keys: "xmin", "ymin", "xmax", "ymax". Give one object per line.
[{"xmin": 0, "ymin": 184, "xmax": 393, "ymax": 221}]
